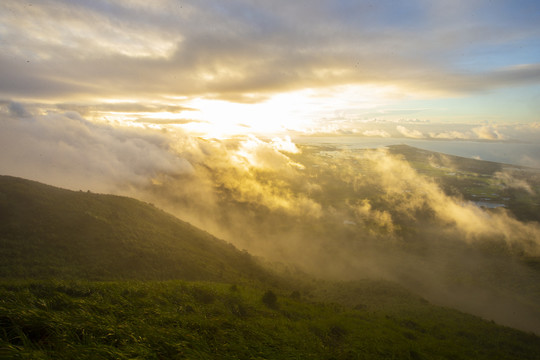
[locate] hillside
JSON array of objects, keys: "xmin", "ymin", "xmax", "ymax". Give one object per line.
[
  {"xmin": 1, "ymin": 174, "xmax": 540, "ymax": 359},
  {"xmin": 0, "ymin": 175, "xmax": 277, "ymax": 284},
  {"xmin": 2, "ymin": 280, "xmax": 540, "ymax": 360}
]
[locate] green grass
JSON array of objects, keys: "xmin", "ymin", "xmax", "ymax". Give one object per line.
[
  {"xmin": 1, "ymin": 280, "xmax": 539, "ymax": 359},
  {"xmin": 0, "ymin": 175, "xmax": 280, "ymax": 286}
]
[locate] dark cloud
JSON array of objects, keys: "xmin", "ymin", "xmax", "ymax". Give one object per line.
[
  {"xmin": 7, "ymin": 101, "xmax": 30, "ymax": 117},
  {"xmin": 55, "ymin": 103, "xmax": 197, "ymax": 115},
  {"xmin": 134, "ymin": 118, "xmax": 206, "ymax": 125}
]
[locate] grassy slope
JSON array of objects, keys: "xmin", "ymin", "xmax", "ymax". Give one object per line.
[
  {"xmin": 1, "ymin": 175, "xmax": 540, "ymax": 359},
  {"xmin": 1, "ymin": 280, "xmax": 540, "ymax": 360},
  {"xmin": 0, "ymin": 175, "xmax": 277, "ymax": 285}
]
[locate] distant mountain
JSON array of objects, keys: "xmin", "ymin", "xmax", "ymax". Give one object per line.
[
  {"xmin": 386, "ymin": 144, "xmax": 539, "ymax": 174},
  {"xmin": 0, "ymin": 175, "xmax": 278, "ymax": 284},
  {"xmin": 387, "ymin": 144, "xmax": 504, "ymax": 174}
]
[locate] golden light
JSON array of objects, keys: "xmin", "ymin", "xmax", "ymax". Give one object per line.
[
  {"xmin": 90, "ymin": 85, "xmax": 400, "ymax": 137},
  {"xmin": 177, "ymin": 85, "xmax": 398, "ymax": 138}
]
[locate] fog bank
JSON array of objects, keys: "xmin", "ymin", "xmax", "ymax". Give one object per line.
[{"xmin": 2, "ymin": 104, "xmax": 540, "ymax": 333}]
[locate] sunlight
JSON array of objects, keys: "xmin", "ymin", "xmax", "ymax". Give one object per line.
[
  {"xmin": 90, "ymin": 85, "xmax": 403, "ymax": 138},
  {"xmin": 177, "ymin": 85, "xmax": 397, "ymax": 138},
  {"xmin": 183, "ymin": 93, "xmax": 314, "ymax": 137}
]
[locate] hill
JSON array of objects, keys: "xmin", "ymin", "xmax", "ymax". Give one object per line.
[
  {"xmin": 0, "ymin": 175, "xmax": 277, "ymax": 284},
  {"xmin": 1, "ymin": 174, "xmax": 540, "ymax": 358}
]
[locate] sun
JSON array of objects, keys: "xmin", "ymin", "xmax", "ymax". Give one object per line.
[
  {"xmin": 103, "ymin": 85, "xmax": 398, "ymax": 138},
  {"xmin": 179, "ymin": 85, "xmax": 396, "ymax": 138},
  {"xmin": 178, "ymin": 92, "xmax": 316, "ymax": 138}
]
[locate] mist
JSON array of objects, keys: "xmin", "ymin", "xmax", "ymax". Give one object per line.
[
  {"xmin": 0, "ymin": 102, "xmax": 193, "ymax": 193},
  {"xmin": 2, "ymin": 104, "xmax": 540, "ymax": 333}
]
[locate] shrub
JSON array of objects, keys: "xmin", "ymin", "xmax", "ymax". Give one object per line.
[
  {"xmin": 290, "ymin": 290, "xmax": 301, "ymax": 300},
  {"xmin": 261, "ymin": 290, "xmax": 278, "ymax": 309}
]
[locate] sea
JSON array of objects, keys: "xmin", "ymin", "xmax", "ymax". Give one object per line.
[{"xmin": 294, "ymin": 136, "xmax": 540, "ymax": 169}]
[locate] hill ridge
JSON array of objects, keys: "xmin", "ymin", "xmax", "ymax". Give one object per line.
[{"xmin": 0, "ymin": 175, "xmax": 277, "ymax": 284}]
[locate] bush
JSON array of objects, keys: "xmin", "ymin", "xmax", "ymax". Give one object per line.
[
  {"xmin": 261, "ymin": 290, "xmax": 278, "ymax": 309},
  {"xmin": 290, "ymin": 290, "xmax": 301, "ymax": 300}
]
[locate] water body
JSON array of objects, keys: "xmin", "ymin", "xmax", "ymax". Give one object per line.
[
  {"xmin": 473, "ymin": 201, "xmax": 506, "ymax": 209},
  {"xmin": 294, "ymin": 136, "xmax": 540, "ymax": 169}
]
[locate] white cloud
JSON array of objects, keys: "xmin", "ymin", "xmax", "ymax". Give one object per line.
[
  {"xmin": 0, "ymin": 103, "xmax": 192, "ymax": 192},
  {"xmin": 396, "ymin": 125, "xmax": 425, "ymax": 139},
  {"xmin": 429, "ymin": 130, "xmax": 472, "ymax": 140},
  {"xmin": 362, "ymin": 129, "xmax": 391, "ymax": 137},
  {"xmin": 472, "ymin": 125, "xmax": 507, "ymax": 140},
  {"xmin": 428, "ymin": 123, "xmax": 540, "ymax": 143},
  {"xmin": 271, "ymin": 136, "xmax": 300, "ymax": 153}
]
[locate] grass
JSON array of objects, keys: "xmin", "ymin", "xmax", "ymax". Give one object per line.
[
  {"xmin": 1, "ymin": 280, "xmax": 539, "ymax": 359},
  {"xmin": 0, "ymin": 175, "xmax": 281, "ymax": 286}
]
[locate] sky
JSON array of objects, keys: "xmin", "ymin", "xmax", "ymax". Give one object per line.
[{"xmin": 1, "ymin": 0, "xmax": 539, "ymax": 139}]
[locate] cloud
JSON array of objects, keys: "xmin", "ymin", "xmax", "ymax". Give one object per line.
[
  {"xmin": 495, "ymin": 171, "xmax": 535, "ymax": 195},
  {"xmin": 426, "ymin": 126, "xmax": 502, "ymax": 141},
  {"xmin": 517, "ymin": 155, "xmax": 540, "ymax": 169},
  {"xmin": 498, "ymin": 122, "xmax": 540, "ymax": 143},
  {"xmin": 362, "ymin": 129, "xmax": 391, "ymax": 137},
  {"xmin": 353, "ymin": 199, "xmax": 394, "ymax": 233},
  {"xmin": 472, "ymin": 125, "xmax": 507, "ymax": 140},
  {"xmin": 0, "ymin": 103, "xmax": 193, "ymax": 192},
  {"xmin": 271, "ymin": 136, "xmax": 300, "ymax": 153},
  {"xmin": 134, "ymin": 118, "xmax": 205, "ymax": 125},
  {"xmin": 428, "ymin": 123, "xmax": 540, "ymax": 142},
  {"xmin": 1, "ymin": 0, "xmax": 539, "ymax": 104},
  {"xmin": 56, "ymin": 103, "xmax": 197, "ymax": 115},
  {"xmin": 356, "ymin": 148, "xmax": 540, "ymax": 253},
  {"xmin": 6, "ymin": 101, "xmax": 31, "ymax": 117},
  {"xmin": 0, "ymin": 105, "xmax": 320, "ymax": 238},
  {"xmin": 396, "ymin": 125, "xmax": 425, "ymax": 138},
  {"xmin": 429, "ymin": 130, "xmax": 472, "ymax": 140}
]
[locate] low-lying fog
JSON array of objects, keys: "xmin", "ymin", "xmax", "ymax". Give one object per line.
[{"xmin": 2, "ymin": 105, "xmax": 540, "ymax": 334}]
